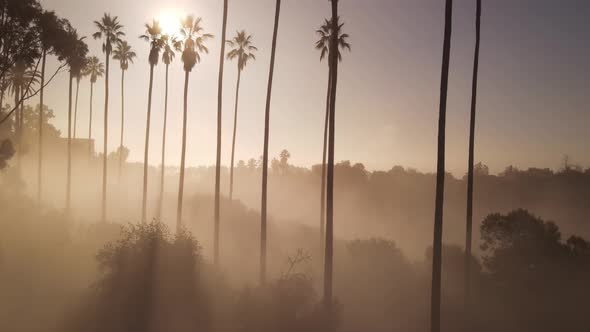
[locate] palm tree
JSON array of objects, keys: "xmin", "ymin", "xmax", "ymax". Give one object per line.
[
  {"xmin": 6, "ymin": 60, "xmax": 40, "ymax": 166},
  {"xmin": 63, "ymin": 30, "xmax": 89, "ymax": 216},
  {"xmin": 139, "ymin": 20, "xmax": 164, "ymax": 223},
  {"xmin": 315, "ymin": 17, "xmax": 350, "ymax": 261},
  {"xmin": 176, "ymin": 16, "xmax": 213, "ymax": 230},
  {"xmin": 260, "ymin": 0, "xmax": 281, "ymax": 285},
  {"xmin": 227, "ymin": 30, "xmax": 257, "ymax": 202},
  {"xmin": 93, "ymin": 13, "xmax": 125, "ymax": 223},
  {"xmin": 324, "ymin": 0, "xmax": 345, "ymax": 313},
  {"xmin": 464, "ymin": 0, "xmax": 481, "ymax": 315},
  {"xmin": 82, "ymin": 56, "xmax": 104, "ymax": 157},
  {"xmin": 431, "ymin": 1, "xmax": 453, "ymax": 332},
  {"xmin": 157, "ymin": 34, "xmax": 181, "ymax": 221},
  {"xmin": 36, "ymin": 11, "xmax": 68, "ymax": 205},
  {"xmin": 214, "ymin": 0, "xmax": 229, "ymax": 269},
  {"xmin": 73, "ymin": 73, "xmax": 82, "ymax": 138},
  {"xmin": 112, "ymin": 40, "xmax": 136, "ymax": 182}
]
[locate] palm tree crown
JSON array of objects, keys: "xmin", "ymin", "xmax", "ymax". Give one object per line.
[
  {"xmin": 315, "ymin": 17, "xmax": 351, "ymax": 62},
  {"xmin": 92, "ymin": 13, "xmax": 125, "ymax": 55},
  {"xmin": 162, "ymin": 34, "xmax": 182, "ymax": 66},
  {"xmin": 112, "ymin": 40, "xmax": 136, "ymax": 71},
  {"xmin": 179, "ymin": 16, "xmax": 213, "ymax": 72},
  {"xmin": 140, "ymin": 20, "xmax": 164, "ymax": 66},
  {"xmin": 227, "ymin": 30, "xmax": 257, "ymax": 71},
  {"xmin": 6, "ymin": 61, "xmax": 40, "ymax": 97},
  {"xmin": 83, "ymin": 56, "xmax": 105, "ymax": 84}
]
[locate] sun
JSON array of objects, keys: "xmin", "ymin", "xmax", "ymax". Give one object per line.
[{"xmin": 158, "ymin": 10, "xmax": 181, "ymax": 37}]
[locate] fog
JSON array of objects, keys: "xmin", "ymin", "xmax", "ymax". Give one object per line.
[{"xmin": 1, "ymin": 147, "xmax": 589, "ymax": 332}]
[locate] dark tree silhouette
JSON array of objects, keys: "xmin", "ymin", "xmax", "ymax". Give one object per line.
[
  {"xmin": 227, "ymin": 30, "xmax": 257, "ymax": 202},
  {"xmin": 176, "ymin": 16, "xmax": 212, "ymax": 230},
  {"xmin": 93, "ymin": 13, "xmax": 125, "ymax": 222},
  {"xmin": 323, "ymin": 0, "xmax": 342, "ymax": 314},
  {"xmin": 73, "ymin": 72, "xmax": 81, "ymax": 138},
  {"xmin": 82, "ymin": 56, "xmax": 104, "ymax": 157},
  {"xmin": 35, "ymin": 11, "xmax": 69, "ymax": 205},
  {"xmin": 464, "ymin": 0, "xmax": 481, "ymax": 315},
  {"xmin": 62, "ymin": 29, "xmax": 88, "ymax": 216},
  {"xmin": 139, "ymin": 20, "xmax": 163, "ymax": 223},
  {"xmin": 315, "ymin": 17, "xmax": 350, "ymax": 261},
  {"xmin": 214, "ymin": 0, "xmax": 228, "ymax": 267},
  {"xmin": 260, "ymin": 0, "xmax": 281, "ymax": 285},
  {"xmin": 112, "ymin": 40, "xmax": 136, "ymax": 181},
  {"xmin": 430, "ymin": 1, "xmax": 453, "ymax": 332},
  {"xmin": 156, "ymin": 35, "xmax": 180, "ymax": 221}
]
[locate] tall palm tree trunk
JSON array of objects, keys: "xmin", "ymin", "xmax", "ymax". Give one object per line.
[
  {"xmin": 141, "ymin": 65, "xmax": 155, "ymax": 224},
  {"xmin": 101, "ymin": 54, "xmax": 110, "ymax": 223},
  {"xmin": 464, "ymin": 0, "xmax": 481, "ymax": 314},
  {"xmin": 17, "ymin": 89, "xmax": 24, "ymax": 170},
  {"xmin": 157, "ymin": 64, "xmax": 170, "ymax": 221},
  {"xmin": 431, "ymin": 1, "xmax": 453, "ymax": 332},
  {"xmin": 260, "ymin": 0, "xmax": 281, "ymax": 285},
  {"xmin": 324, "ymin": 0, "xmax": 339, "ymax": 312},
  {"xmin": 320, "ymin": 73, "xmax": 331, "ymax": 260},
  {"xmin": 73, "ymin": 77, "xmax": 80, "ymax": 138},
  {"xmin": 214, "ymin": 0, "xmax": 228, "ymax": 267},
  {"xmin": 176, "ymin": 70, "xmax": 190, "ymax": 231},
  {"xmin": 88, "ymin": 82, "xmax": 94, "ymax": 157},
  {"xmin": 38, "ymin": 50, "xmax": 46, "ymax": 204},
  {"xmin": 66, "ymin": 73, "xmax": 73, "ymax": 216},
  {"xmin": 228, "ymin": 68, "xmax": 241, "ymax": 202},
  {"xmin": 119, "ymin": 69, "xmax": 125, "ymax": 181}
]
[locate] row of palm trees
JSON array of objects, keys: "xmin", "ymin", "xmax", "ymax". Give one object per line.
[{"xmin": 1, "ymin": 1, "xmax": 481, "ymax": 331}]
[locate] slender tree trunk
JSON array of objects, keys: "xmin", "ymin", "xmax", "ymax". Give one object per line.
[
  {"xmin": 157, "ymin": 64, "xmax": 169, "ymax": 221},
  {"xmin": 229, "ymin": 68, "xmax": 241, "ymax": 202},
  {"xmin": 17, "ymin": 88, "xmax": 24, "ymax": 170},
  {"xmin": 101, "ymin": 53, "xmax": 110, "ymax": 223},
  {"xmin": 66, "ymin": 73, "xmax": 73, "ymax": 216},
  {"xmin": 260, "ymin": 0, "xmax": 281, "ymax": 285},
  {"xmin": 324, "ymin": 0, "xmax": 339, "ymax": 312},
  {"xmin": 431, "ymin": 2, "xmax": 453, "ymax": 332},
  {"xmin": 214, "ymin": 0, "xmax": 228, "ymax": 267},
  {"xmin": 73, "ymin": 77, "xmax": 80, "ymax": 138},
  {"xmin": 176, "ymin": 70, "xmax": 190, "ymax": 231},
  {"xmin": 88, "ymin": 82, "xmax": 94, "ymax": 158},
  {"xmin": 141, "ymin": 65, "xmax": 155, "ymax": 224},
  {"xmin": 464, "ymin": 0, "xmax": 481, "ymax": 317},
  {"xmin": 119, "ymin": 69, "xmax": 125, "ymax": 182},
  {"xmin": 320, "ymin": 72, "xmax": 331, "ymax": 261},
  {"xmin": 37, "ymin": 50, "xmax": 46, "ymax": 205}
]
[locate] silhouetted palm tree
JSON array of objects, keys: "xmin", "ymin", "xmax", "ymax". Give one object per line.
[
  {"xmin": 214, "ymin": 0, "xmax": 228, "ymax": 268},
  {"xmin": 93, "ymin": 13, "xmax": 125, "ymax": 222},
  {"xmin": 464, "ymin": 0, "xmax": 481, "ymax": 316},
  {"xmin": 431, "ymin": 1, "xmax": 453, "ymax": 332},
  {"xmin": 227, "ymin": 30, "xmax": 257, "ymax": 202},
  {"xmin": 82, "ymin": 56, "xmax": 104, "ymax": 157},
  {"xmin": 63, "ymin": 30, "xmax": 89, "ymax": 216},
  {"xmin": 176, "ymin": 16, "xmax": 212, "ymax": 230},
  {"xmin": 157, "ymin": 34, "xmax": 181, "ymax": 221},
  {"xmin": 73, "ymin": 72, "xmax": 82, "ymax": 138},
  {"xmin": 36, "ymin": 10, "xmax": 68, "ymax": 204},
  {"xmin": 112, "ymin": 40, "xmax": 135, "ymax": 182},
  {"xmin": 6, "ymin": 60, "xmax": 40, "ymax": 166},
  {"xmin": 315, "ymin": 17, "xmax": 350, "ymax": 259},
  {"xmin": 324, "ymin": 0, "xmax": 341, "ymax": 313},
  {"xmin": 260, "ymin": 0, "xmax": 281, "ymax": 285},
  {"xmin": 139, "ymin": 20, "xmax": 163, "ymax": 223}
]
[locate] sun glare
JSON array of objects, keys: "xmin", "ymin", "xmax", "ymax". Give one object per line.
[{"xmin": 158, "ymin": 10, "xmax": 181, "ymax": 37}]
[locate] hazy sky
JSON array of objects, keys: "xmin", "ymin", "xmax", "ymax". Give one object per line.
[{"xmin": 38, "ymin": 0, "xmax": 590, "ymax": 175}]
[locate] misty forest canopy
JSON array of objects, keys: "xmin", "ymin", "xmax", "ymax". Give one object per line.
[{"xmin": 1, "ymin": 1, "xmax": 590, "ymax": 332}]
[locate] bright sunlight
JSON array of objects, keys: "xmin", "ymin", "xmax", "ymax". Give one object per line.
[{"xmin": 158, "ymin": 9, "xmax": 181, "ymax": 36}]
